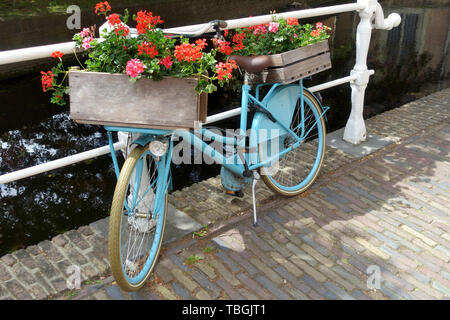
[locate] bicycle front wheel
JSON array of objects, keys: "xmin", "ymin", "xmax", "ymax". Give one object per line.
[
  {"xmin": 109, "ymin": 145, "xmax": 168, "ymax": 291},
  {"xmin": 260, "ymin": 89, "xmax": 326, "ymax": 196}
]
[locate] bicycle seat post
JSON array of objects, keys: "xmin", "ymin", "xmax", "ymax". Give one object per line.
[{"xmin": 243, "ymin": 72, "xmax": 249, "ymax": 85}]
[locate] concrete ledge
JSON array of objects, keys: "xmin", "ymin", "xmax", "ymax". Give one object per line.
[
  {"xmin": 164, "ymin": 204, "xmax": 203, "ymax": 244},
  {"xmin": 327, "ymin": 127, "xmax": 397, "ymax": 158}
]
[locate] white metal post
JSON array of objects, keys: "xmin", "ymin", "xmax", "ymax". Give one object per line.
[
  {"xmin": 343, "ymin": 0, "xmax": 375, "ymax": 144},
  {"xmin": 344, "ymin": 0, "xmax": 401, "ymax": 144}
]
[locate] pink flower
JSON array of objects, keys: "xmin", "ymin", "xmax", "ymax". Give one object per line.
[
  {"xmin": 253, "ymin": 25, "xmax": 267, "ymax": 35},
  {"xmin": 126, "ymin": 59, "xmax": 145, "ymax": 78},
  {"xmin": 316, "ymin": 22, "xmax": 324, "ymax": 30},
  {"xmin": 268, "ymin": 22, "xmax": 279, "ymax": 33},
  {"xmin": 82, "ymin": 36, "xmax": 93, "ymax": 49},
  {"xmin": 80, "ymin": 28, "xmax": 90, "ymax": 38},
  {"xmin": 159, "ymin": 56, "xmax": 173, "ymax": 69}
]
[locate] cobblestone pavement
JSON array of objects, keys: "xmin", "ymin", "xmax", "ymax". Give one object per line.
[
  {"xmin": 57, "ymin": 114, "xmax": 450, "ymax": 300},
  {"xmin": 1, "ymin": 89, "xmax": 449, "ymax": 300}
]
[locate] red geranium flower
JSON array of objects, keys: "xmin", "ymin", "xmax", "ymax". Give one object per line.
[
  {"xmin": 311, "ymin": 29, "xmax": 321, "ymax": 37},
  {"xmin": 232, "ymin": 33, "xmax": 245, "ymax": 43},
  {"xmin": 232, "ymin": 33, "xmax": 245, "ymax": 51},
  {"xmin": 40, "ymin": 71, "xmax": 54, "ymax": 92},
  {"xmin": 159, "ymin": 56, "xmax": 173, "ymax": 69},
  {"xmin": 107, "ymin": 13, "xmax": 121, "ymax": 26},
  {"xmin": 114, "ymin": 24, "xmax": 130, "ymax": 37},
  {"xmin": 51, "ymin": 51, "xmax": 64, "ymax": 59},
  {"xmin": 137, "ymin": 41, "xmax": 159, "ymax": 58},
  {"xmin": 217, "ymin": 40, "xmax": 233, "ymax": 56},
  {"xmin": 287, "ymin": 18, "xmax": 299, "ymax": 26},
  {"xmin": 195, "ymin": 39, "xmax": 208, "ymax": 50},
  {"xmin": 135, "ymin": 10, "xmax": 163, "ymax": 34},
  {"xmin": 174, "ymin": 42, "xmax": 203, "ymax": 62},
  {"xmin": 233, "ymin": 42, "xmax": 245, "ymax": 51},
  {"xmin": 215, "ymin": 60, "xmax": 237, "ymax": 80},
  {"xmin": 94, "ymin": 1, "xmax": 111, "ymax": 15}
]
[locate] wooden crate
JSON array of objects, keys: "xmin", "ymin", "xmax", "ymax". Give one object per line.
[
  {"xmin": 69, "ymin": 70, "xmax": 208, "ymax": 129},
  {"xmin": 248, "ymin": 40, "xmax": 331, "ymax": 84}
]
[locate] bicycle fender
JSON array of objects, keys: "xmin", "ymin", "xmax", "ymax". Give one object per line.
[
  {"xmin": 249, "ymin": 84, "xmax": 299, "ymax": 165},
  {"xmin": 131, "ymin": 134, "xmax": 156, "ymax": 147}
]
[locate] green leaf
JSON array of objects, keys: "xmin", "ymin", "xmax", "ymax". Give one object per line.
[{"xmin": 123, "ymin": 8, "xmax": 129, "ymax": 24}]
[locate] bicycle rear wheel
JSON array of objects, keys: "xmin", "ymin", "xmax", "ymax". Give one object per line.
[
  {"xmin": 260, "ymin": 89, "xmax": 326, "ymax": 196},
  {"xmin": 109, "ymin": 145, "xmax": 168, "ymax": 291}
]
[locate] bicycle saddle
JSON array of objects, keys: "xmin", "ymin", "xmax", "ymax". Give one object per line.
[{"xmin": 229, "ymin": 55, "xmax": 272, "ymax": 74}]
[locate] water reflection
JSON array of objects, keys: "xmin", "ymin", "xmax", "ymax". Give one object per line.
[
  {"xmin": 0, "ymin": 112, "xmax": 118, "ymax": 253},
  {"xmin": 0, "ymin": 0, "xmax": 448, "ymax": 255}
]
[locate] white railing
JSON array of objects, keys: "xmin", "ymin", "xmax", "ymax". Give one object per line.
[
  {"xmin": 0, "ymin": 0, "xmax": 401, "ymax": 184},
  {"xmin": 0, "ymin": 141, "xmax": 126, "ymax": 184}
]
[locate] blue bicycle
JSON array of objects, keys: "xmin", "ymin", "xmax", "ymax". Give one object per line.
[{"xmin": 104, "ymin": 22, "xmax": 328, "ymax": 291}]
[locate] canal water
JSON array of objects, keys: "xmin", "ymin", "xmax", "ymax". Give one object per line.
[{"xmin": 0, "ymin": 0, "xmax": 448, "ymax": 255}]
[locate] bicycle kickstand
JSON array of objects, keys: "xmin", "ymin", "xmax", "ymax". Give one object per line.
[{"xmin": 251, "ymin": 171, "xmax": 260, "ymax": 227}]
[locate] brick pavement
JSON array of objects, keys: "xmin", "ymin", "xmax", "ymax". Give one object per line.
[{"xmin": 0, "ymin": 88, "xmax": 449, "ymax": 300}]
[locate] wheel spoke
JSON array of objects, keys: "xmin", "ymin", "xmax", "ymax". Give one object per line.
[{"xmin": 109, "ymin": 146, "xmax": 167, "ymax": 290}]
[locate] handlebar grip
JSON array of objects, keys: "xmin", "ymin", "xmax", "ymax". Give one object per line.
[{"xmin": 214, "ymin": 19, "xmax": 228, "ymax": 29}]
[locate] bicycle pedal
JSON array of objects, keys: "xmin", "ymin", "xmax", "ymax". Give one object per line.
[{"xmin": 225, "ymin": 189, "xmax": 244, "ymax": 198}]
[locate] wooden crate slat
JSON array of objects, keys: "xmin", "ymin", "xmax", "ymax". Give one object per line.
[
  {"xmin": 249, "ymin": 53, "xmax": 331, "ymax": 84},
  {"xmin": 69, "ymin": 71, "xmax": 206, "ymax": 129},
  {"xmin": 270, "ymin": 40, "xmax": 330, "ymax": 67},
  {"xmin": 281, "ymin": 52, "xmax": 332, "ymax": 83},
  {"xmin": 71, "ymin": 119, "xmax": 195, "ymax": 130},
  {"xmin": 248, "ymin": 40, "xmax": 332, "ymax": 85}
]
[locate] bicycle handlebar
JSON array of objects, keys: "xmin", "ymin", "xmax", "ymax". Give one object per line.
[
  {"xmin": 102, "ymin": 19, "xmax": 228, "ymax": 40},
  {"xmin": 162, "ymin": 20, "xmax": 228, "ymax": 37}
]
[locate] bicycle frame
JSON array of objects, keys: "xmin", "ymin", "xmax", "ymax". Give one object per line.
[{"xmin": 105, "ymin": 79, "xmax": 327, "ymax": 183}]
